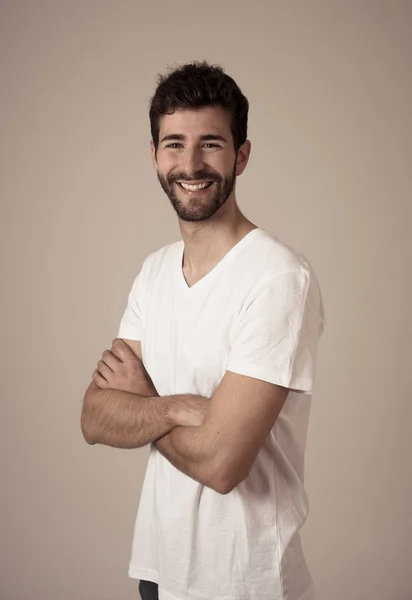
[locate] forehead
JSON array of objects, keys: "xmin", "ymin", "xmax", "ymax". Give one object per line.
[{"xmin": 158, "ymin": 106, "xmax": 231, "ymax": 138}]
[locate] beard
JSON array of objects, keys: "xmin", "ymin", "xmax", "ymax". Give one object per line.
[{"xmin": 157, "ymin": 160, "xmax": 237, "ymax": 222}]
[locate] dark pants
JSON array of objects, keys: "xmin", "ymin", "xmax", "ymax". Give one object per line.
[{"xmin": 139, "ymin": 580, "xmax": 159, "ymax": 600}]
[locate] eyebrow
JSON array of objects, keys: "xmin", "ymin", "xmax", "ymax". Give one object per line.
[{"xmin": 160, "ymin": 133, "xmax": 228, "ymax": 143}]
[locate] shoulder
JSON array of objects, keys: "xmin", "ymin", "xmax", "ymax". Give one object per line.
[
  {"xmin": 140, "ymin": 238, "xmax": 182, "ymax": 274},
  {"xmin": 249, "ymin": 228, "xmax": 325, "ymax": 333},
  {"xmin": 249, "ymin": 228, "xmax": 315, "ymax": 279}
]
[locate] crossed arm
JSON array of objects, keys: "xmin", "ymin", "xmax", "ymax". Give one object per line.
[{"xmin": 81, "ymin": 339, "xmax": 289, "ymax": 494}]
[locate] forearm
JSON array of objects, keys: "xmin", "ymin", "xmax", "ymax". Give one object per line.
[
  {"xmin": 155, "ymin": 425, "xmax": 221, "ymax": 490},
  {"xmin": 81, "ymin": 383, "xmax": 196, "ymax": 449}
]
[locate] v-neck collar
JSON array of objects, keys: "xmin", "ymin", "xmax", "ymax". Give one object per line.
[{"xmin": 177, "ymin": 227, "xmax": 263, "ymax": 292}]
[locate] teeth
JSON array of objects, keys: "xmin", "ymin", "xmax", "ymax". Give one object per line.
[{"xmin": 180, "ymin": 182, "xmax": 211, "ymax": 191}]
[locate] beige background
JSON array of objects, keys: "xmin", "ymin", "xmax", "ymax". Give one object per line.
[{"xmin": 1, "ymin": 1, "xmax": 411, "ymax": 599}]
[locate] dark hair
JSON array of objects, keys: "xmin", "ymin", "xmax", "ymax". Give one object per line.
[{"xmin": 149, "ymin": 61, "xmax": 249, "ymax": 153}]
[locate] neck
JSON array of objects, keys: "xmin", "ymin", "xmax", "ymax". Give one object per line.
[{"xmin": 178, "ymin": 198, "xmax": 257, "ymax": 273}]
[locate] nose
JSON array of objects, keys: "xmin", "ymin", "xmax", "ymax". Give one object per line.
[{"xmin": 181, "ymin": 146, "xmax": 204, "ymax": 176}]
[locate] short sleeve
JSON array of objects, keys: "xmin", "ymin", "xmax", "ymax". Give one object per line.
[
  {"xmin": 117, "ymin": 260, "xmax": 147, "ymax": 341},
  {"xmin": 226, "ymin": 270, "xmax": 324, "ymax": 394}
]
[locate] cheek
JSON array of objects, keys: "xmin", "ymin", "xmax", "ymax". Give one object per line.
[
  {"xmin": 215, "ymin": 151, "xmax": 236, "ymax": 170},
  {"xmin": 206, "ymin": 156, "xmax": 231, "ymax": 175},
  {"xmin": 158, "ymin": 154, "xmax": 178, "ymax": 173}
]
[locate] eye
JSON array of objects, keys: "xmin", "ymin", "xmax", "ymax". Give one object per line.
[
  {"xmin": 202, "ymin": 143, "xmax": 220, "ymax": 148},
  {"xmin": 165, "ymin": 143, "xmax": 182, "ymax": 149}
]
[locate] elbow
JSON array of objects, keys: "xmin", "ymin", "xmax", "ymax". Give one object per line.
[
  {"xmin": 211, "ymin": 473, "xmax": 241, "ymax": 495},
  {"xmin": 212, "ymin": 479, "xmax": 236, "ymax": 495},
  {"xmin": 80, "ymin": 411, "xmax": 97, "ymax": 445},
  {"xmin": 209, "ymin": 461, "xmax": 248, "ymax": 495},
  {"xmin": 81, "ymin": 386, "xmax": 103, "ymax": 445},
  {"xmin": 82, "ymin": 431, "xmax": 97, "ymax": 446}
]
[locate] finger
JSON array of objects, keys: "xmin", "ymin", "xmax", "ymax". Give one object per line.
[
  {"xmin": 92, "ymin": 369, "xmax": 108, "ymax": 388},
  {"xmin": 111, "ymin": 338, "xmax": 137, "ymax": 360},
  {"xmin": 97, "ymin": 359, "xmax": 113, "ymax": 381},
  {"xmin": 101, "ymin": 350, "xmax": 120, "ymax": 370},
  {"xmin": 110, "ymin": 341, "xmax": 124, "ymax": 360}
]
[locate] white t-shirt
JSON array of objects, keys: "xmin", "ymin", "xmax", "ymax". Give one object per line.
[{"xmin": 118, "ymin": 227, "xmax": 324, "ymax": 600}]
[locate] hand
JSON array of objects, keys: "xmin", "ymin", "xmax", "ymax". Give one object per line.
[
  {"xmin": 92, "ymin": 339, "xmax": 159, "ymax": 397},
  {"xmin": 170, "ymin": 395, "xmax": 210, "ymax": 427}
]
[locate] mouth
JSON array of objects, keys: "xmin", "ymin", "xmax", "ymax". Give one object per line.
[{"xmin": 176, "ymin": 181, "xmax": 214, "ymax": 194}]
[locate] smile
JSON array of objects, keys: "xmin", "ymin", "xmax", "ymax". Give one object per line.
[{"xmin": 177, "ymin": 181, "xmax": 214, "ymax": 191}]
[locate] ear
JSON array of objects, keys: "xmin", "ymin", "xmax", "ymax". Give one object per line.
[
  {"xmin": 235, "ymin": 140, "xmax": 251, "ymax": 177},
  {"xmin": 150, "ymin": 140, "xmax": 158, "ymax": 169}
]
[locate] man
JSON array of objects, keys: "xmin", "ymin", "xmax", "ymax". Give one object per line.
[{"xmin": 81, "ymin": 61, "xmax": 324, "ymax": 600}]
